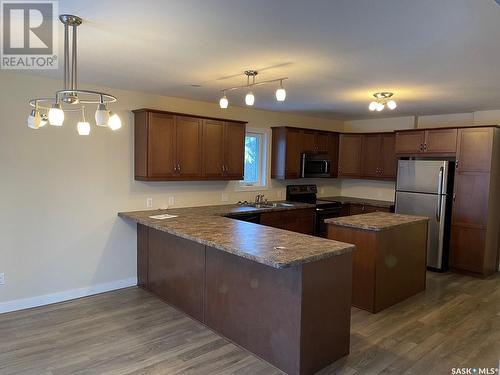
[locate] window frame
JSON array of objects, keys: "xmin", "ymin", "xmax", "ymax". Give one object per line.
[{"xmin": 236, "ymin": 128, "xmax": 269, "ymax": 191}]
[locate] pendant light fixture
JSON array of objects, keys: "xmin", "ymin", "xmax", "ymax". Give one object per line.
[
  {"xmin": 28, "ymin": 14, "xmax": 120, "ymax": 134},
  {"xmin": 218, "ymin": 70, "xmax": 288, "ymax": 109},
  {"xmin": 369, "ymin": 92, "xmax": 397, "ymax": 112}
]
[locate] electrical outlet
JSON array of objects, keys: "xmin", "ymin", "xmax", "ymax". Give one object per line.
[
  {"xmin": 0, "ymin": 273, "xmax": 5, "ymax": 285},
  {"xmin": 146, "ymin": 198, "xmax": 153, "ymax": 208},
  {"xmin": 221, "ymin": 193, "xmax": 228, "ymax": 202},
  {"xmin": 319, "ymin": 187, "xmax": 324, "ymax": 195},
  {"xmin": 168, "ymin": 196, "xmax": 175, "ymax": 206}
]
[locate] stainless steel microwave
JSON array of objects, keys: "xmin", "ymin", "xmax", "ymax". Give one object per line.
[{"xmin": 301, "ymin": 153, "xmax": 331, "ymax": 178}]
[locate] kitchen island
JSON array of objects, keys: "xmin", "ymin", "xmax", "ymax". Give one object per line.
[
  {"xmin": 119, "ymin": 203, "xmax": 355, "ymax": 375},
  {"xmin": 326, "ymin": 212, "xmax": 428, "ymax": 313}
]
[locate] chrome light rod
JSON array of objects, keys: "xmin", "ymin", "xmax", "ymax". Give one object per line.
[{"xmin": 221, "ymin": 77, "xmax": 289, "ymax": 93}]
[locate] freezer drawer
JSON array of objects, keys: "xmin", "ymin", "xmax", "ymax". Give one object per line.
[
  {"xmin": 395, "ymin": 191, "xmax": 446, "ymax": 269},
  {"xmin": 396, "ymin": 160, "xmax": 449, "ymax": 194}
]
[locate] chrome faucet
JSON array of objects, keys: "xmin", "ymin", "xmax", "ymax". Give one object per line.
[{"xmin": 255, "ymin": 194, "xmax": 265, "ymax": 203}]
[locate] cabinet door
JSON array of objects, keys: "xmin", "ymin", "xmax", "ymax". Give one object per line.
[
  {"xmin": 328, "ymin": 133, "xmax": 339, "ymax": 177},
  {"xmin": 148, "ymin": 112, "xmax": 177, "ymax": 177},
  {"xmin": 202, "ymin": 119, "xmax": 225, "ymax": 178},
  {"xmin": 424, "ymin": 129, "xmax": 457, "ymax": 154},
  {"xmin": 452, "ymin": 173, "xmax": 490, "ymax": 227},
  {"xmin": 316, "ymin": 132, "xmax": 330, "ymax": 153},
  {"xmin": 361, "ymin": 134, "xmax": 381, "ymax": 178},
  {"xmin": 175, "ymin": 116, "xmax": 202, "ymax": 177},
  {"xmin": 395, "ymin": 131, "xmax": 425, "ymax": 154},
  {"xmin": 363, "ymin": 205, "xmax": 390, "ymax": 213},
  {"xmin": 380, "ymin": 133, "xmax": 396, "ymax": 179},
  {"xmin": 456, "ymin": 128, "xmax": 493, "ymax": 173},
  {"xmin": 285, "ymin": 128, "xmax": 302, "ymax": 178},
  {"xmin": 302, "ymin": 130, "xmax": 316, "ymax": 152},
  {"xmin": 338, "ymin": 134, "xmax": 363, "ymax": 177},
  {"xmin": 450, "ymin": 226, "xmax": 486, "ymax": 274},
  {"xmin": 224, "ymin": 121, "xmax": 245, "ymax": 179},
  {"xmin": 349, "ymin": 204, "xmax": 365, "ymax": 215}
]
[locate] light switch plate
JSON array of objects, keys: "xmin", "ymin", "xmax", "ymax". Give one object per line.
[
  {"xmin": 146, "ymin": 198, "xmax": 153, "ymax": 208},
  {"xmin": 0, "ymin": 273, "xmax": 5, "ymax": 285},
  {"xmin": 168, "ymin": 196, "xmax": 175, "ymax": 206}
]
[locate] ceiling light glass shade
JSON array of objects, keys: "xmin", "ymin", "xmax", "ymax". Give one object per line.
[
  {"xmin": 77, "ymin": 121, "xmax": 91, "ymax": 135},
  {"xmin": 27, "ymin": 109, "xmax": 42, "ymax": 129},
  {"xmin": 219, "ymin": 95, "xmax": 229, "ymax": 109},
  {"xmin": 387, "ymin": 100, "xmax": 397, "ymax": 110},
  {"xmin": 375, "ymin": 102, "xmax": 385, "ymax": 111},
  {"xmin": 368, "ymin": 101, "xmax": 378, "ymax": 111},
  {"xmin": 245, "ymin": 92, "xmax": 255, "ymax": 106},
  {"xmin": 48, "ymin": 104, "xmax": 64, "ymax": 126},
  {"xmin": 108, "ymin": 113, "xmax": 122, "ymax": 131},
  {"xmin": 95, "ymin": 103, "xmax": 110, "ymax": 126},
  {"xmin": 275, "ymin": 88, "xmax": 286, "ymax": 102}
]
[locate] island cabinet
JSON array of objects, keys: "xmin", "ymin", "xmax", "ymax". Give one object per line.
[
  {"xmin": 450, "ymin": 127, "xmax": 500, "ymax": 277},
  {"xmin": 395, "ymin": 128, "xmax": 457, "ymax": 155},
  {"xmin": 271, "ymin": 126, "xmax": 339, "ymax": 179},
  {"xmin": 326, "ymin": 212, "xmax": 429, "ymax": 313},
  {"xmin": 133, "ymin": 109, "xmax": 246, "ymax": 181}
]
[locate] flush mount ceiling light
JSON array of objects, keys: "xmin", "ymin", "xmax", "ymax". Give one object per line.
[
  {"xmin": 28, "ymin": 14, "xmax": 121, "ymax": 134},
  {"xmin": 368, "ymin": 92, "xmax": 397, "ymax": 112},
  {"xmin": 218, "ymin": 70, "xmax": 288, "ymax": 109}
]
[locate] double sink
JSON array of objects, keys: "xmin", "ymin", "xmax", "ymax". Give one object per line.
[{"xmin": 243, "ymin": 202, "xmax": 296, "ymax": 209}]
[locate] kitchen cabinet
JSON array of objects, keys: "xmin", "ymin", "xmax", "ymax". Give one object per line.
[
  {"xmin": 450, "ymin": 127, "xmax": 500, "ymax": 277},
  {"xmin": 338, "ymin": 134, "xmax": 363, "ymax": 178},
  {"xmin": 395, "ymin": 128, "xmax": 457, "ymax": 155},
  {"xmin": 361, "ymin": 133, "xmax": 396, "ymax": 179},
  {"xmin": 260, "ymin": 208, "xmax": 315, "ymax": 235},
  {"xmin": 345, "ymin": 203, "xmax": 391, "ymax": 216},
  {"xmin": 271, "ymin": 127, "xmax": 339, "ymax": 180},
  {"xmin": 133, "ymin": 109, "xmax": 246, "ymax": 181}
]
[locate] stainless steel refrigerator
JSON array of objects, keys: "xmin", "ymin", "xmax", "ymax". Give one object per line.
[{"xmin": 395, "ymin": 160, "xmax": 454, "ymax": 271}]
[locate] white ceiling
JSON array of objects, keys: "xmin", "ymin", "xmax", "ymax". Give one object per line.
[{"xmin": 26, "ymin": 0, "xmax": 500, "ymax": 119}]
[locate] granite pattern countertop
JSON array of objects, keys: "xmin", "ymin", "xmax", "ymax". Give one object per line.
[
  {"xmin": 119, "ymin": 203, "xmax": 355, "ymax": 269},
  {"xmin": 320, "ymin": 196, "xmax": 395, "ymax": 208},
  {"xmin": 325, "ymin": 212, "xmax": 428, "ymax": 231}
]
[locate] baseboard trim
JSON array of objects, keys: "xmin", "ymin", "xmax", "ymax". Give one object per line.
[{"xmin": 0, "ymin": 277, "xmax": 137, "ymax": 314}]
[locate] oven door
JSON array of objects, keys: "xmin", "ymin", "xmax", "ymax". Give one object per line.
[
  {"xmin": 315, "ymin": 207, "xmax": 342, "ymax": 237},
  {"xmin": 301, "ymin": 154, "xmax": 331, "ymax": 178}
]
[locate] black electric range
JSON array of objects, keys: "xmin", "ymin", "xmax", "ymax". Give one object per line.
[{"xmin": 286, "ymin": 185, "xmax": 342, "ymax": 237}]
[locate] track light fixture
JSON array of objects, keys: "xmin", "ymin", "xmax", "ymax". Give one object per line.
[
  {"xmin": 28, "ymin": 14, "xmax": 120, "ymax": 135},
  {"xmin": 218, "ymin": 70, "xmax": 288, "ymax": 109},
  {"xmin": 369, "ymin": 92, "xmax": 397, "ymax": 112}
]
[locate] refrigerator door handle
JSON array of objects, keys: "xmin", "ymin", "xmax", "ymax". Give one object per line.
[
  {"xmin": 436, "ymin": 166, "xmax": 444, "ymax": 222},
  {"xmin": 436, "ymin": 195, "xmax": 442, "ymax": 222},
  {"xmin": 437, "ymin": 166, "xmax": 444, "ymax": 195}
]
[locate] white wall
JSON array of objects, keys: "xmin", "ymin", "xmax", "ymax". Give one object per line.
[
  {"xmin": 0, "ymin": 71, "xmax": 343, "ymax": 311},
  {"xmin": 341, "ymin": 111, "xmax": 500, "ymax": 200}
]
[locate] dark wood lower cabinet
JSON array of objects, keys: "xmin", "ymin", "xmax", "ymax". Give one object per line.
[
  {"xmin": 136, "ymin": 224, "xmax": 352, "ymax": 375},
  {"xmin": 260, "ymin": 208, "xmax": 315, "ymax": 235}
]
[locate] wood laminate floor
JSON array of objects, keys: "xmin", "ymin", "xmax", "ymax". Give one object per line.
[{"xmin": 1, "ymin": 272, "xmax": 499, "ymax": 375}]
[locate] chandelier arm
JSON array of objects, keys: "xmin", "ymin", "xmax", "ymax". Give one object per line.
[{"xmin": 222, "ymin": 77, "xmax": 288, "ymax": 92}]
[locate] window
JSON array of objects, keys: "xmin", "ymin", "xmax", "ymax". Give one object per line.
[{"xmin": 239, "ymin": 129, "xmax": 268, "ymax": 189}]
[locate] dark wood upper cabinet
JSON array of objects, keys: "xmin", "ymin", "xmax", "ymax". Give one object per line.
[
  {"xmin": 450, "ymin": 127, "xmax": 500, "ymax": 277},
  {"xmin": 395, "ymin": 128, "xmax": 457, "ymax": 155},
  {"xmin": 360, "ymin": 133, "xmax": 396, "ymax": 180},
  {"xmin": 271, "ymin": 127, "xmax": 340, "ymax": 180},
  {"xmin": 133, "ymin": 109, "xmax": 246, "ymax": 181},
  {"xmin": 338, "ymin": 134, "xmax": 363, "ymax": 178},
  {"xmin": 223, "ymin": 121, "xmax": 245, "ymax": 178}
]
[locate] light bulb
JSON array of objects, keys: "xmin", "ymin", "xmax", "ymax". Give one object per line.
[
  {"xmin": 375, "ymin": 102, "xmax": 385, "ymax": 111},
  {"xmin": 275, "ymin": 88, "xmax": 286, "ymax": 102},
  {"xmin": 27, "ymin": 109, "xmax": 42, "ymax": 129},
  {"xmin": 108, "ymin": 112, "xmax": 122, "ymax": 131},
  {"xmin": 245, "ymin": 92, "xmax": 255, "ymax": 106},
  {"xmin": 368, "ymin": 101, "xmax": 378, "ymax": 111},
  {"xmin": 387, "ymin": 100, "xmax": 397, "ymax": 110},
  {"xmin": 39, "ymin": 114, "xmax": 47, "ymax": 127},
  {"xmin": 219, "ymin": 95, "xmax": 229, "ymax": 109},
  {"xmin": 95, "ymin": 103, "xmax": 110, "ymax": 126},
  {"xmin": 77, "ymin": 121, "xmax": 91, "ymax": 136},
  {"xmin": 48, "ymin": 103, "xmax": 64, "ymax": 126}
]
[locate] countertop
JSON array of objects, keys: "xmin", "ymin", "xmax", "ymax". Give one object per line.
[
  {"xmin": 119, "ymin": 202, "xmax": 355, "ymax": 269},
  {"xmin": 325, "ymin": 212, "xmax": 428, "ymax": 231},
  {"xmin": 320, "ymin": 196, "xmax": 394, "ymax": 208}
]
